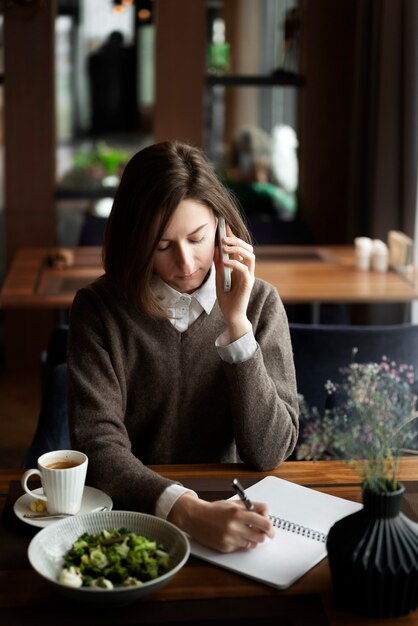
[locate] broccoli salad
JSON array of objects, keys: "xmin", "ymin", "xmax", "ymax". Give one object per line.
[{"xmin": 59, "ymin": 527, "xmax": 170, "ymax": 589}]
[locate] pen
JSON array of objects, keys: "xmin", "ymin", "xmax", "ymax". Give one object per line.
[{"xmin": 232, "ymin": 478, "xmax": 255, "ymax": 511}]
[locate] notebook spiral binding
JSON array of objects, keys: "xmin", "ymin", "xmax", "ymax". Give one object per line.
[{"xmin": 269, "ymin": 515, "xmax": 327, "ymax": 543}]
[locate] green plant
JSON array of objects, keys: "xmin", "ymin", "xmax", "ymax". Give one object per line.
[
  {"xmin": 296, "ymin": 350, "xmax": 418, "ymax": 493},
  {"xmin": 73, "ymin": 141, "xmax": 131, "ymax": 176}
]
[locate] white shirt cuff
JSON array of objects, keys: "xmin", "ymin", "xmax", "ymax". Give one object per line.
[
  {"xmin": 155, "ymin": 484, "xmax": 198, "ymax": 520},
  {"xmin": 215, "ymin": 329, "xmax": 257, "ymax": 364}
]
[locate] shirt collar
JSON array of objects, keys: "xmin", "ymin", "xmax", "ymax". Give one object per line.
[{"xmin": 152, "ymin": 264, "xmax": 217, "ymax": 316}]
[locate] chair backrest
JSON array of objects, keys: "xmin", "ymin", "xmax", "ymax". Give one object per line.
[
  {"xmin": 247, "ymin": 218, "xmax": 315, "ymax": 245},
  {"xmin": 24, "ymin": 325, "xmax": 70, "ymax": 468},
  {"xmin": 40, "ymin": 324, "xmax": 69, "ymax": 394},
  {"xmin": 289, "ymin": 323, "xmax": 418, "ymax": 411},
  {"xmin": 78, "ymin": 214, "xmax": 107, "ymax": 246},
  {"xmin": 22, "ymin": 362, "xmax": 70, "ymax": 469}
]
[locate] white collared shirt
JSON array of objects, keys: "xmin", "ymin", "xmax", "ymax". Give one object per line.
[
  {"xmin": 152, "ymin": 264, "xmax": 257, "ymax": 362},
  {"xmin": 152, "ymin": 264, "xmax": 217, "ymax": 333},
  {"xmin": 152, "ymin": 265, "xmax": 257, "ymax": 519}
]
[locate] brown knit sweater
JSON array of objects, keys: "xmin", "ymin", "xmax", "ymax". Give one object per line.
[{"xmin": 68, "ymin": 275, "xmax": 299, "ymax": 513}]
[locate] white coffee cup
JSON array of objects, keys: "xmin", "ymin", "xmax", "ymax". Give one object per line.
[{"xmin": 21, "ymin": 450, "xmax": 88, "ymax": 515}]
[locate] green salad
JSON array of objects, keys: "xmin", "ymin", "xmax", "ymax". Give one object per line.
[{"xmin": 59, "ymin": 527, "xmax": 170, "ymax": 589}]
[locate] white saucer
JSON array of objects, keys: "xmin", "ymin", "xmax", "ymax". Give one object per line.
[{"xmin": 14, "ymin": 485, "xmax": 113, "ymax": 528}]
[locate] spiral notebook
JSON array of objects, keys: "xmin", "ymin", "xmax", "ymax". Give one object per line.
[{"xmin": 189, "ymin": 475, "xmax": 363, "ymax": 589}]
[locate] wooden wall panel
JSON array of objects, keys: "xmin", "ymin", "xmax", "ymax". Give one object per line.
[
  {"xmin": 154, "ymin": 0, "xmax": 205, "ymax": 146},
  {"xmin": 4, "ymin": 1, "xmax": 57, "ymax": 260},
  {"xmin": 4, "ymin": 2, "xmax": 57, "ymax": 369},
  {"xmin": 298, "ymin": 0, "xmax": 357, "ymax": 244}
]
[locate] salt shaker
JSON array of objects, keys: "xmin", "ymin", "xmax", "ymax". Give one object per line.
[
  {"xmin": 372, "ymin": 239, "xmax": 389, "ymax": 272},
  {"xmin": 354, "ymin": 237, "xmax": 372, "ymax": 270}
]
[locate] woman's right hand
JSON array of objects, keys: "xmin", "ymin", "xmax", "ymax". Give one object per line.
[
  {"xmin": 214, "ymin": 227, "xmax": 255, "ymax": 344},
  {"xmin": 167, "ymin": 493, "xmax": 275, "ymax": 553}
]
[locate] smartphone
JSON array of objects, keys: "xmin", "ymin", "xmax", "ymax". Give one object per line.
[{"xmin": 217, "ymin": 217, "xmax": 231, "ymax": 292}]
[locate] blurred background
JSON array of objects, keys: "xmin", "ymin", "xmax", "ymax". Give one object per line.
[
  {"xmin": 1, "ymin": 0, "xmax": 418, "ymax": 463},
  {"xmin": 3, "ymin": 0, "xmax": 418, "ymax": 344}
]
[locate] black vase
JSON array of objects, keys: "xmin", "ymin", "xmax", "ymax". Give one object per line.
[{"xmin": 326, "ymin": 483, "xmax": 418, "ymax": 618}]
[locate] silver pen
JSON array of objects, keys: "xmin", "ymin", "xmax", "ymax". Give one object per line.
[{"xmin": 232, "ymin": 478, "xmax": 255, "ymax": 511}]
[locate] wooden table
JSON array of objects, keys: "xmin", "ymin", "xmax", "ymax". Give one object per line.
[
  {"xmin": 2, "ymin": 245, "xmax": 418, "ymax": 312},
  {"xmin": 1, "ymin": 459, "xmax": 418, "ymax": 625},
  {"xmin": 256, "ymin": 246, "xmax": 418, "ymax": 304},
  {"xmin": 0, "ymin": 246, "xmax": 103, "ymax": 309}
]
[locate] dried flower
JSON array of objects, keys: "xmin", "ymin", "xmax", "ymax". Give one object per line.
[{"xmin": 296, "ymin": 350, "xmax": 418, "ymax": 493}]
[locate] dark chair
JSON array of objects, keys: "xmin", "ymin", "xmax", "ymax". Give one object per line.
[
  {"xmin": 289, "ymin": 323, "xmax": 418, "ymax": 411},
  {"xmin": 40, "ymin": 324, "xmax": 69, "ymax": 395},
  {"xmin": 247, "ymin": 217, "xmax": 315, "ymax": 246},
  {"xmin": 289, "ymin": 322, "xmax": 418, "ymax": 459},
  {"xmin": 23, "ymin": 325, "xmax": 70, "ymax": 468},
  {"xmin": 22, "ymin": 363, "xmax": 70, "ymax": 469},
  {"xmin": 78, "ymin": 214, "xmax": 107, "ymax": 246}
]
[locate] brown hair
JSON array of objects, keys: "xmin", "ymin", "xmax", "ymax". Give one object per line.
[{"xmin": 103, "ymin": 140, "xmax": 251, "ymax": 316}]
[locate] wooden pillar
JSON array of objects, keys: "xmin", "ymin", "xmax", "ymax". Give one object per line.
[
  {"xmin": 3, "ymin": 1, "xmax": 57, "ymax": 370},
  {"xmin": 154, "ymin": 0, "xmax": 205, "ymax": 146},
  {"xmin": 298, "ymin": 0, "xmax": 357, "ymax": 244},
  {"xmin": 223, "ymin": 0, "xmax": 261, "ymax": 147}
]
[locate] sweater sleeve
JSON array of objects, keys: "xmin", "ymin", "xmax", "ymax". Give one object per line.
[
  {"xmin": 67, "ymin": 287, "xmax": 177, "ymax": 514},
  {"xmin": 222, "ymin": 281, "xmax": 299, "ymax": 470}
]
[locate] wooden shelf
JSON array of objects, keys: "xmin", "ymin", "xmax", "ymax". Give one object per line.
[
  {"xmin": 55, "ymin": 185, "xmax": 116, "ymax": 200},
  {"xmin": 205, "ymin": 70, "xmax": 304, "ymax": 87}
]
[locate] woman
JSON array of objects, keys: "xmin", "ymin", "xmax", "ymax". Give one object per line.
[{"xmin": 68, "ymin": 141, "xmax": 299, "ymax": 553}]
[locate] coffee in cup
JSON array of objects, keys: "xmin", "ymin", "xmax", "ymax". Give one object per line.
[
  {"xmin": 45, "ymin": 460, "xmax": 81, "ymax": 470},
  {"xmin": 21, "ymin": 450, "xmax": 88, "ymax": 515}
]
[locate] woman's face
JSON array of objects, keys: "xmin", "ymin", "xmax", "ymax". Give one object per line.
[{"xmin": 152, "ymin": 199, "xmax": 217, "ymax": 294}]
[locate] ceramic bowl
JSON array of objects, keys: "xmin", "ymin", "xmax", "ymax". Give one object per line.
[{"xmin": 28, "ymin": 510, "xmax": 190, "ymax": 606}]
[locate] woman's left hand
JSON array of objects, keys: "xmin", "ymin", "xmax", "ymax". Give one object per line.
[{"xmin": 214, "ymin": 225, "xmax": 255, "ymax": 342}]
